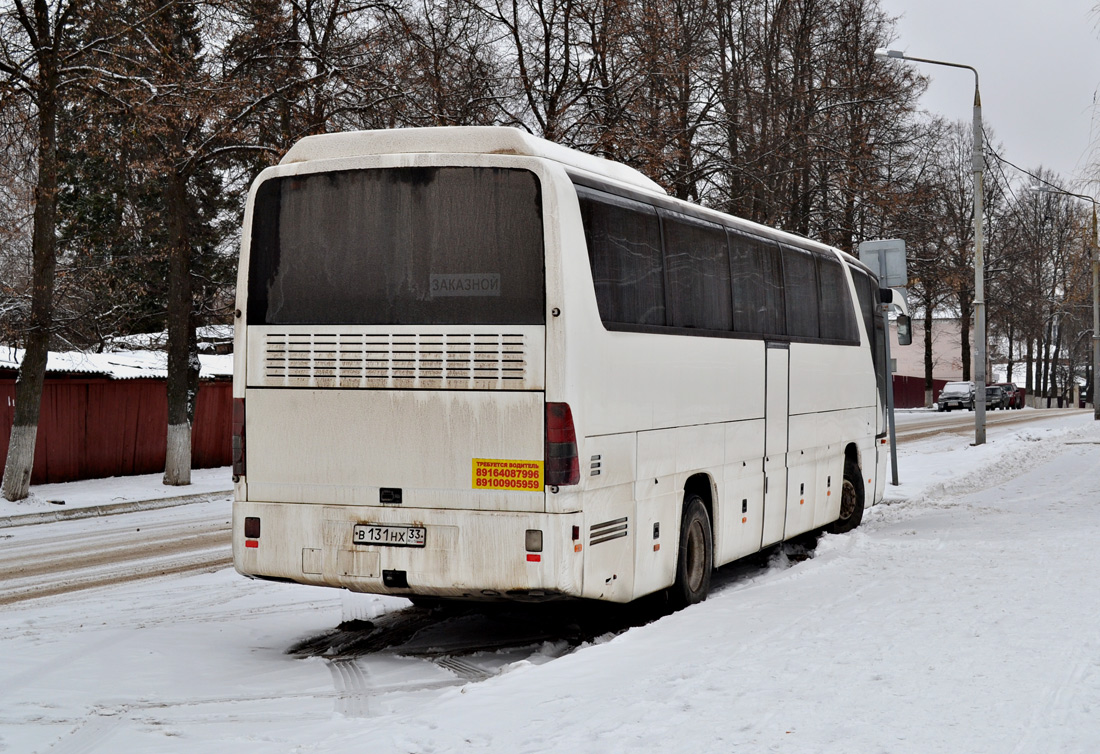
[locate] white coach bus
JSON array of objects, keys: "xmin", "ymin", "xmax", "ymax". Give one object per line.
[{"xmin": 231, "ymin": 127, "xmax": 889, "ymax": 607}]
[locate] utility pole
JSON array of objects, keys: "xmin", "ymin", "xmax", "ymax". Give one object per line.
[{"xmin": 875, "ymin": 49, "xmax": 987, "ymax": 444}]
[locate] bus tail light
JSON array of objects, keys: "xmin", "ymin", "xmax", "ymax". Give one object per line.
[
  {"xmin": 545, "ymin": 402, "xmax": 579, "ymax": 486},
  {"xmin": 232, "ymin": 398, "xmax": 246, "ymax": 478}
]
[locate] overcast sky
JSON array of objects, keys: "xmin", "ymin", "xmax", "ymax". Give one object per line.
[{"xmin": 877, "ymin": 0, "xmax": 1100, "ymax": 191}]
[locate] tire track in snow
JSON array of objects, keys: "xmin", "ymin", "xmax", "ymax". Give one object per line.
[{"xmin": 41, "ymin": 712, "xmax": 123, "ymax": 754}]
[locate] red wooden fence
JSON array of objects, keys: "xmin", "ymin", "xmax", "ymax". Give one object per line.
[
  {"xmin": 0, "ymin": 378, "xmax": 232, "ymax": 484},
  {"xmin": 891, "ymin": 375, "xmax": 953, "ymax": 409}
]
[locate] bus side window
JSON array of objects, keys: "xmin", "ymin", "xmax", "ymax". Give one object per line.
[
  {"xmin": 817, "ymin": 254, "xmax": 859, "ymax": 343},
  {"xmin": 728, "ymin": 231, "xmax": 784, "ymax": 337},
  {"xmin": 851, "ymin": 267, "xmax": 888, "ymax": 408},
  {"xmin": 661, "ymin": 212, "xmax": 733, "ymax": 332},
  {"xmin": 578, "ymin": 189, "xmax": 665, "ymax": 327},
  {"xmin": 851, "ymin": 268, "xmax": 877, "ymax": 350},
  {"xmin": 781, "ymin": 245, "xmax": 820, "ymax": 339}
]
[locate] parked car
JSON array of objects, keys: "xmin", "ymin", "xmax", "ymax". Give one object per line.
[
  {"xmin": 938, "ymin": 381, "xmax": 975, "ymax": 411},
  {"xmin": 985, "ymin": 384, "xmax": 1006, "ymax": 410},
  {"xmin": 996, "ymin": 382, "xmax": 1025, "ymax": 410}
]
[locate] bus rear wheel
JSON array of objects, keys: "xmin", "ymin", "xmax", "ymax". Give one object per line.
[
  {"xmin": 669, "ymin": 495, "xmax": 713, "ymax": 609},
  {"xmin": 829, "ymin": 460, "xmax": 865, "ymax": 534}
]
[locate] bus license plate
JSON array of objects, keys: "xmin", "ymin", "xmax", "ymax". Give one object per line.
[{"xmin": 353, "ymin": 524, "xmax": 426, "ymax": 548}]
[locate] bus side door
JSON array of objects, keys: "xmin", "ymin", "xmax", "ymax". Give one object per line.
[{"xmin": 761, "ymin": 342, "xmax": 788, "ymax": 547}]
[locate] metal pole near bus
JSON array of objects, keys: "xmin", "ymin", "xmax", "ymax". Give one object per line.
[
  {"xmin": 882, "ymin": 303, "xmax": 899, "ymax": 486},
  {"xmin": 876, "ymin": 49, "xmax": 987, "ymax": 445}
]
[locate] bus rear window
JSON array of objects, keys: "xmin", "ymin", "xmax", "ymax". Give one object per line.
[{"xmin": 248, "ymin": 167, "xmax": 545, "ymax": 325}]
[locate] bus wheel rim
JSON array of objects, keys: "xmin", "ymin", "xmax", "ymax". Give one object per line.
[
  {"xmin": 840, "ymin": 479, "xmax": 857, "ymax": 520},
  {"xmin": 686, "ymin": 519, "xmax": 705, "ymax": 591}
]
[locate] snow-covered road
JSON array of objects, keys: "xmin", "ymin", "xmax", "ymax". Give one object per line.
[
  {"xmin": 0, "ymin": 502, "xmax": 231, "ymax": 606},
  {"xmin": 1, "ymin": 411, "xmax": 1098, "ymax": 753},
  {"xmin": 893, "ymin": 406, "xmax": 1083, "ymax": 441}
]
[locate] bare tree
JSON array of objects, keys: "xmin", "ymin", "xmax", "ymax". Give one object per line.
[
  {"xmin": 707, "ymin": 0, "xmax": 925, "ymax": 240},
  {"xmin": 871, "ymin": 115, "xmax": 953, "ymax": 405},
  {"xmin": 0, "ymin": 0, "xmax": 95, "ymax": 500},
  {"xmin": 78, "ymin": 0, "xmax": 271, "ymax": 485},
  {"xmin": 0, "ymin": 104, "xmax": 35, "ymax": 346},
  {"xmin": 384, "ymin": 0, "xmax": 503, "ymax": 126},
  {"xmin": 466, "ymin": 0, "xmax": 591, "ymax": 141}
]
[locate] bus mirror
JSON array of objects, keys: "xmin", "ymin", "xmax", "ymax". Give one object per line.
[
  {"xmin": 879, "ymin": 288, "xmax": 893, "ymax": 304},
  {"xmin": 896, "ymin": 314, "xmax": 912, "ymax": 346}
]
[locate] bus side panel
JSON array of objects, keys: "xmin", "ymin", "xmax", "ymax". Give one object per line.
[
  {"xmin": 719, "ymin": 418, "xmax": 766, "ymax": 564},
  {"xmin": 567, "ymin": 433, "xmax": 637, "ymax": 601},
  {"xmin": 634, "ymin": 424, "xmax": 724, "ymax": 597},
  {"xmin": 636, "ymin": 424, "xmax": 725, "ymax": 489},
  {"xmin": 579, "ymin": 486, "xmax": 637, "ymax": 602},
  {"xmin": 783, "ymin": 445, "xmax": 820, "ymax": 538},
  {"xmin": 787, "ymin": 343, "xmax": 876, "ymax": 418},
  {"xmin": 575, "ymin": 333, "xmax": 766, "ymax": 439},
  {"xmin": 784, "ymin": 411, "xmax": 863, "ymax": 535},
  {"xmin": 783, "ymin": 342, "xmax": 878, "ymax": 538},
  {"xmin": 631, "ymin": 490, "xmax": 679, "ymax": 600}
]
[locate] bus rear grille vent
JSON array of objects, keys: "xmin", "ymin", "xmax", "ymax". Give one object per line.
[
  {"xmin": 589, "ymin": 517, "xmax": 628, "ymax": 546},
  {"xmin": 264, "ymin": 332, "xmax": 527, "ymax": 387}
]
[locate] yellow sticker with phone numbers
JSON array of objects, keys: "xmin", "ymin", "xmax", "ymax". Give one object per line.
[{"xmin": 472, "ymin": 458, "xmax": 544, "ymax": 491}]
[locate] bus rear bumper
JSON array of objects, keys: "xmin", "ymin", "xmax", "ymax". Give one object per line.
[{"xmin": 232, "ymin": 500, "xmax": 585, "ymax": 601}]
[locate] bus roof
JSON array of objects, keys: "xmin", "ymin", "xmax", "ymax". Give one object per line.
[{"xmin": 280, "ymin": 126, "xmax": 667, "ymax": 195}]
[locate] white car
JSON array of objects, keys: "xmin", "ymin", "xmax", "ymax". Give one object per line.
[{"xmin": 938, "ymin": 381, "xmax": 975, "ymax": 411}]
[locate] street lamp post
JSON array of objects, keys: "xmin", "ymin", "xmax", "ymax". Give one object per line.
[
  {"xmin": 875, "ymin": 48, "xmax": 987, "ymax": 445},
  {"xmin": 1031, "ymin": 185, "xmax": 1100, "ymax": 420}
]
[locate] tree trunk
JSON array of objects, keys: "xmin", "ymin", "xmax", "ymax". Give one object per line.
[
  {"xmin": 163, "ymin": 170, "xmax": 196, "ymax": 486},
  {"xmin": 2, "ymin": 64, "xmax": 61, "ymax": 502},
  {"xmin": 1041, "ymin": 317, "xmax": 1052, "ymax": 405},
  {"xmin": 1025, "ymin": 338, "xmax": 1034, "ymax": 405}
]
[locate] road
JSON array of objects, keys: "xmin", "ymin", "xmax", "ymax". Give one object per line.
[
  {"xmin": 0, "ymin": 500, "xmax": 231, "ymax": 606},
  {"xmin": 893, "ymin": 406, "xmax": 1086, "ymax": 443}
]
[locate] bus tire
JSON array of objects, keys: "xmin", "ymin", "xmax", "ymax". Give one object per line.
[
  {"xmin": 669, "ymin": 495, "xmax": 713, "ymax": 609},
  {"xmin": 830, "ymin": 461, "xmax": 865, "ymax": 534}
]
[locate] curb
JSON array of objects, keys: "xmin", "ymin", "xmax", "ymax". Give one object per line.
[{"xmin": 0, "ymin": 490, "xmax": 233, "ymax": 529}]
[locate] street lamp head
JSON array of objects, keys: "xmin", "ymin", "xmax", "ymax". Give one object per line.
[
  {"xmin": 1026, "ymin": 183, "xmax": 1098, "ymax": 206},
  {"xmin": 875, "ymin": 48, "xmax": 906, "ymax": 60}
]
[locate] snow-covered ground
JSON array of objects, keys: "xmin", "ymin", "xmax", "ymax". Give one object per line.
[
  {"xmin": 1, "ymin": 412, "xmax": 1098, "ymax": 753},
  {"xmin": 0, "ymin": 466, "xmax": 231, "ymax": 521}
]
